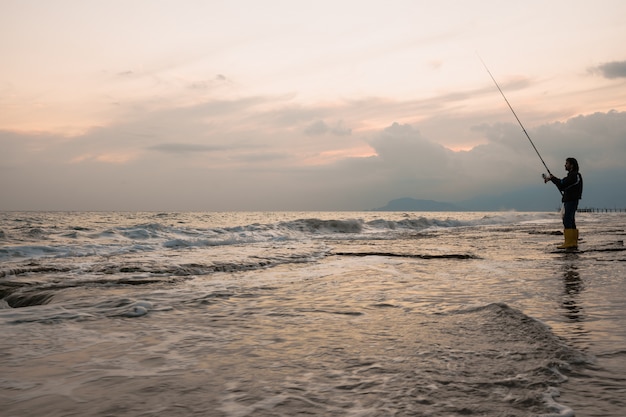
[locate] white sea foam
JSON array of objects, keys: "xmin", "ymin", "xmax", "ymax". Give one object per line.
[{"xmin": 538, "ymin": 388, "xmax": 576, "ymax": 417}]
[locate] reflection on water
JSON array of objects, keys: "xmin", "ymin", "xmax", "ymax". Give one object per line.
[{"xmin": 561, "ymin": 256, "xmax": 585, "ymax": 323}]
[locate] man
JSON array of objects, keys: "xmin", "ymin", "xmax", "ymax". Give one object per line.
[{"xmin": 545, "ymin": 157, "xmax": 583, "ymax": 249}]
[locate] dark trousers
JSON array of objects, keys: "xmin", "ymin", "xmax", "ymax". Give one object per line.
[{"xmin": 563, "ymin": 200, "xmax": 578, "ymax": 229}]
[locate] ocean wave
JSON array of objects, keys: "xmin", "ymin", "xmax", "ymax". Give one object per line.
[
  {"xmin": 452, "ymin": 303, "xmax": 591, "ymax": 365},
  {"xmin": 0, "ymin": 212, "xmax": 559, "ymax": 262},
  {"xmin": 0, "ymin": 245, "xmax": 61, "ymax": 259},
  {"xmin": 117, "ymin": 223, "xmax": 169, "ymax": 240},
  {"xmin": 0, "ymin": 250, "xmax": 327, "ymax": 309},
  {"xmin": 0, "ymin": 242, "xmax": 155, "ymax": 261},
  {"xmin": 280, "ymin": 218, "xmax": 364, "ymax": 234},
  {"xmin": 0, "ymin": 304, "xmax": 95, "ymax": 324}
]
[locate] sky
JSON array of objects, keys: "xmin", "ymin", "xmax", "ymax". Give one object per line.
[{"xmin": 1, "ymin": 0, "xmax": 626, "ymax": 211}]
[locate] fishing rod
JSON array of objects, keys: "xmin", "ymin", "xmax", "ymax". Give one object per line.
[{"xmin": 478, "ymin": 55, "xmax": 554, "ymax": 177}]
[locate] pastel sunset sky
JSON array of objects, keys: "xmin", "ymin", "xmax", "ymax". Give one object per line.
[{"xmin": 2, "ymin": 0, "xmax": 625, "ymax": 211}]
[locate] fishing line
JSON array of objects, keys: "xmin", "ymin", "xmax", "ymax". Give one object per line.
[{"xmin": 477, "ymin": 54, "xmax": 554, "ymax": 176}]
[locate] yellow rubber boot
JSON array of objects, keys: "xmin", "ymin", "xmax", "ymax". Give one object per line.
[{"xmin": 557, "ymin": 229, "xmax": 578, "ymax": 249}]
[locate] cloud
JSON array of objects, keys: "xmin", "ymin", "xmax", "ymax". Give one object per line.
[
  {"xmin": 304, "ymin": 120, "xmax": 352, "ymax": 136},
  {"xmin": 300, "ymin": 111, "xmax": 626, "ymax": 208},
  {"xmin": 368, "ymin": 123, "xmax": 449, "ymax": 171},
  {"xmin": 235, "ymin": 152, "xmax": 290, "ymax": 163},
  {"xmin": 1, "ymin": 92, "xmax": 625, "ymax": 211},
  {"xmin": 149, "ymin": 143, "xmax": 224, "ymax": 154},
  {"xmin": 188, "ymin": 74, "xmax": 233, "ymax": 90},
  {"xmin": 591, "ymin": 60, "xmax": 626, "ymax": 79}
]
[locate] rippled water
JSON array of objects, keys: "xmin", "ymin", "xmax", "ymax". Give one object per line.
[{"xmin": 1, "ymin": 211, "xmax": 625, "ymax": 416}]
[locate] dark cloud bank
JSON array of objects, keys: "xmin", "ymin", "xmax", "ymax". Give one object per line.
[
  {"xmin": 1, "ymin": 109, "xmax": 625, "ymax": 211},
  {"xmin": 592, "ymin": 60, "xmax": 626, "ymax": 79}
]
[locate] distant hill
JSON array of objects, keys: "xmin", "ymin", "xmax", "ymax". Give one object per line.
[{"xmin": 370, "ymin": 198, "xmax": 463, "ymax": 211}]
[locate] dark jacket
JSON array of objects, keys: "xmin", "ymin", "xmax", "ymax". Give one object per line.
[{"xmin": 551, "ymin": 170, "xmax": 583, "ymax": 202}]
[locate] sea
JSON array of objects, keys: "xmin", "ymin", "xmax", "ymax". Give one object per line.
[{"xmin": 1, "ymin": 211, "xmax": 625, "ymax": 417}]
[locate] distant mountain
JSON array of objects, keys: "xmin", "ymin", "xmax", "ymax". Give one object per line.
[{"xmin": 370, "ymin": 198, "xmax": 463, "ymax": 211}]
